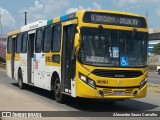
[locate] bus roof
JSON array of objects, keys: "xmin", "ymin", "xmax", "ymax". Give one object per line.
[
  {"xmin": 7, "ymin": 9, "xmax": 144, "ymax": 35},
  {"xmin": 47, "ymin": 9, "xmax": 143, "ymax": 25},
  {"xmin": 7, "ymin": 29, "xmax": 20, "ymax": 36},
  {"xmin": 21, "ymin": 20, "xmax": 47, "ymax": 32}
]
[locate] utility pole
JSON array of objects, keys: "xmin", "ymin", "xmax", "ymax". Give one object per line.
[
  {"xmin": 25, "ymin": 11, "xmax": 27, "ymax": 25},
  {"xmin": 146, "ymin": 10, "xmax": 148, "ymax": 20},
  {"xmin": 0, "ymin": 8, "xmax": 2, "ymax": 43}
]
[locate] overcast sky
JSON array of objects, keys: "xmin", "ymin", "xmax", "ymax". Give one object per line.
[{"xmin": 0, "ymin": 0, "xmax": 160, "ymax": 34}]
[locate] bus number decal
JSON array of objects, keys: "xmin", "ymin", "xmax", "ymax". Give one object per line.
[
  {"xmin": 45, "ymin": 56, "xmax": 52, "ymax": 62},
  {"xmin": 97, "ymin": 80, "xmax": 108, "ymax": 84}
]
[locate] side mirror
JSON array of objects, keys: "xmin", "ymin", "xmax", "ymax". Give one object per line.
[
  {"xmin": 71, "ymin": 26, "xmax": 80, "ymax": 61},
  {"xmin": 74, "ymin": 26, "xmax": 80, "ymax": 48},
  {"xmin": 74, "ymin": 33, "xmax": 80, "ymax": 48}
]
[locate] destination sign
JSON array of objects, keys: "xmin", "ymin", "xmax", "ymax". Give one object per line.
[{"xmin": 83, "ymin": 12, "xmax": 147, "ymax": 28}]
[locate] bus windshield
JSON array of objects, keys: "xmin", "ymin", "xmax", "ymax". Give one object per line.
[{"xmin": 79, "ymin": 27, "xmax": 148, "ymax": 67}]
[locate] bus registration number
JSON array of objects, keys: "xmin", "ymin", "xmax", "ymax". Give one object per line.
[{"xmin": 113, "ymin": 91, "xmax": 124, "ymax": 95}]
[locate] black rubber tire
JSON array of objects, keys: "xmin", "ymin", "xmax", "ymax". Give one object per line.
[
  {"xmin": 158, "ymin": 70, "xmax": 160, "ymax": 75},
  {"xmin": 18, "ymin": 70, "xmax": 25, "ymax": 89},
  {"xmin": 54, "ymin": 77, "xmax": 66, "ymax": 103}
]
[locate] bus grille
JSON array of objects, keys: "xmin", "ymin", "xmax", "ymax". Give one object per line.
[
  {"xmin": 92, "ymin": 69, "xmax": 143, "ymax": 78},
  {"xmin": 102, "ymin": 88, "xmax": 134, "ymax": 96}
]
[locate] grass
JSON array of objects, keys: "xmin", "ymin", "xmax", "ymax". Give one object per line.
[{"xmin": 147, "ymin": 83, "xmax": 160, "ymax": 93}]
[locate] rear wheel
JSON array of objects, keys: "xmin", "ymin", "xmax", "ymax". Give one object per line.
[
  {"xmin": 158, "ymin": 69, "xmax": 160, "ymax": 75},
  {"xmin": 54, "ymin": 77, "xmax": 66, "ymax": 103},
  {"xmin": 18, "ymin": 70, "xmax": 25, "ymax": 89}
]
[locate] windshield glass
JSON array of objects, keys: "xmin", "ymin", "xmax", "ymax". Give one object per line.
[{"xmin": 79, "ymin": 27, "xmax": 148, "ymax": 67}]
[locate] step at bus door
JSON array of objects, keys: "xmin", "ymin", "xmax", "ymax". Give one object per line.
[
  {"xmin": 27, "ymin": 33, "xmax": 35, "ymax": 83},
  {"xmin": 62, "ymin": 24, "xmax": 76, "ymax": 93}
]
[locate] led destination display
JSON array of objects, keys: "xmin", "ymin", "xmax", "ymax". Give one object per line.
[{"xmin": 83, "ymin": 12, "xmax": 147, "ymax": 28}]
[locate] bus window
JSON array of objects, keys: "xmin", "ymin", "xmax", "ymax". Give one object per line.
[
  {"xmin": 52, "ymin": 24, "xmax": 61, "ymax": 52},
  {"xmin": 7, "ymin": 37, "xmax": 12, "ymax": 54},
  {"xmin": 16, "ymin": 34, "xmax": 21, "ymax": 53},
  {"xmin": 35, "ymin": 29, "xmax": 43, "ymax": 53},
  {"xmin": 43, "ymin": 26, "xmax": 52, "ymax": 52},
  {"xmin": 21, "ymin": 32, "xmax": 28, "ymax": 53}
]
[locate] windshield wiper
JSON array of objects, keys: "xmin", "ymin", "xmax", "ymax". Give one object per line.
[
  {"xmin": 124, "ymin": 27, "xmax": 137, "ymax": 56},
  {"xmin": 130, "ymin": 27, "xmax": 137, "ymax": 41},
  {"xmin": 98, "ymin": 25, "xmax": 112, "ymax": 56},
  {"xmin": 98, "ymin": 25, "xmax": 111, "ymax": 45}
]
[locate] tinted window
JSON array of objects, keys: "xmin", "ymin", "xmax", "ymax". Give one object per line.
[
  {"xmin": 21, "ymin": 32, "xmax": 28, "ymax": 53},
  {"xmin": 43, "ymin": 26, "xmax": 52, "ymax": 52},
  {"xmin": 16, "ymin": 34, "xmax": 21, "ymax": 53},
  {"xmin": 52, "ymin": 24, "xmax": 61, "ymax": 52},
  {"xmin": 7, "ymin": 37, "xmax": 12, "ymax": 54},
  {"xmin": 35, "ymin": 29, "xmax": 43, "ymax": 53}
]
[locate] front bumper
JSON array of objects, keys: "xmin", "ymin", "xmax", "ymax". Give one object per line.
[{"xmin": 76, "ymin": 80, "xmax": 147, "ymax": 99}]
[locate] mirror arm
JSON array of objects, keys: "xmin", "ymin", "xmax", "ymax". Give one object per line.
[
  {"xmin": 71, "ymin": 47, "xmax": 76, "ymax": 61},
  {"xmin": 77, "ymin": 26, "xmax": 80, "ymax": 34}
]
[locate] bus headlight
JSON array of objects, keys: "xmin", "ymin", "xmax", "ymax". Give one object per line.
[
  {"xmin": 79, "ymin": 74, "xmax": 87, "ymax": 82},
  {"xmin": 79, "ymin": 73, "xmax": 96, "ymax": 89},
  {"xmin": 140, "ymin": 78, "xmax": 147, "ymax": 89}
]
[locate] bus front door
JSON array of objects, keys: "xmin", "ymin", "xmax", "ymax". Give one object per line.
[
  {"xmin": 11, "ymin": 37, "xmax": 16, "ymax": 79},
  {"xmin": 27, "ymin": 33, "xmax": 35, "ymax": 84},
  {"xmin": 62, "ymin": 24, "xmax": 76, "ymax": 94}
]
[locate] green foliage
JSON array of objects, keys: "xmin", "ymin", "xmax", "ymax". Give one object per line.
[{"xmin": 152, "ymin": 43, "xmax": 160, "ymax": 55}]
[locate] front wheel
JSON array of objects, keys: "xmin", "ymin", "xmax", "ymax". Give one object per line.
[
  {"xmin": 54, "ymin": 77, "xmax": 66, "ymax": 103},
  {"xmin": 158, "ymin": 69, "xmax": 160, "ymax": 75}
]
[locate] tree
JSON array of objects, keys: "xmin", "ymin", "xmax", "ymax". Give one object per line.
[{"xmin": 152, "ymin": 43, "xmax": 160, "ymax": 55}]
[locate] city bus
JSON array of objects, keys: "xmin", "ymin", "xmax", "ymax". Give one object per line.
[{"xmin": 6, "ymin": 10, "xmax": 148, "ymax": 103}]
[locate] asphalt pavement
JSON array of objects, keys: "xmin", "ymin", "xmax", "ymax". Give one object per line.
[{"xmin": 148, "ymin": 72, "xmax": 160, "ymax": 84}]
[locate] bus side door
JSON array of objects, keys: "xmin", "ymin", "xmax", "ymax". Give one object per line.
[
  {"xmin": 6, "ymin": 37, "xmax": 12, "ymax": 78},
  {"xmin": 27, "ymin": 31, "xmax": 35, "ymax": 84},
  {"xmin": 11, "ymin": 36, "xmax": 16, "ymax": 79},
  {"xmin": 34, "ymin": 28, "xmax": 44, "ymax": 88},
  {"xmin": 62, "ymin": 23, "xmax": 77, "ymax": 94}
]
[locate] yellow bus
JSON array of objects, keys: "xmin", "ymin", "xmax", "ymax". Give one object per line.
[{"xmin": 6, "ymin": 10, "xmax": 148, "ymax": 103}]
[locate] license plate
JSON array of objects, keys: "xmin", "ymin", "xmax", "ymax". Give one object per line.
[{"xmin": 113, "ymin": 91, "xmax": 124, "ymax": 95}]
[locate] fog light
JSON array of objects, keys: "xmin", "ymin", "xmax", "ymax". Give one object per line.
[
  {"xmin": 133, "ymin": 90, "xmax": 138, "ymax": 96},
  {"xmin": 140, "ymin": 78, "xmax": 147, "ymax": 89},
  {"xmin": 99, "ymin": 90, "xmax": 104, "ymax": 96}
]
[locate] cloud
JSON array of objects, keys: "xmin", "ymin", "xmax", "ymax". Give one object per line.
[
  {"xmin": 92, "ymin": 1, "xmax": 101, "ymax": 9},
  {"xmin": 42, "ymin": 0, "xmax": 69, "ymax": 18},
  {"xmin": 146, "ymin": 0, "xmax": 159, "ymax": 2},
  {"xmin": 66, "ymin": 1, "xmax": 101, "ymax": 14},
  {"xmin": 0, "ymin": 7, "xmax": 16, "ymax": 29},
  {"xmin": 30, "ymin": 1, "xmax": 43, "ymax": 12},
  {"xmin": 20, "ymin": 0, "xmax": 70, "ymax": 23},
  {"xmin": 66, "ymin": 6, "xmax": 84, "ymax": 14},
  {"xmin": 156, "ymin": 8, "xmax": 160, "ymax": 17},
  {"xmin": 113, "ymin": 0, "xmax": 139, "ymax": 7},
  {"xmin": 19, "ymin": 1, "xmax": 45, "ymax": 24},
  {"xmin": 114, "ymin": 0, "xmax": 160, "ymax": 7},
  {"xmin": 66, "ymin": 5, "xmax": 92, "ymax": 14}
]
